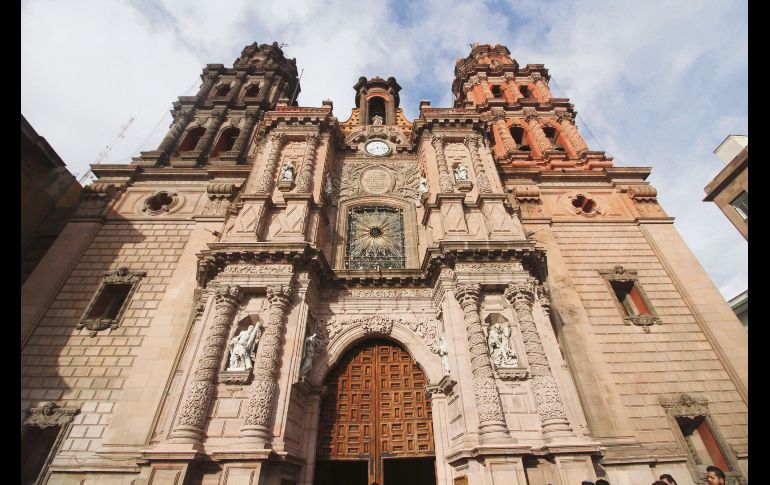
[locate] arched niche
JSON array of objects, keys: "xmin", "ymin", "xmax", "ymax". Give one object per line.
[{"xmin": 333, "ymin": 195, "xmax": 420, "ymax": 270}]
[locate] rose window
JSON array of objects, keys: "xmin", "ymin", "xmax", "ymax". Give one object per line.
[{"xmin": 345, "ymin": 207, "xmax": 405, "ymax": 269}]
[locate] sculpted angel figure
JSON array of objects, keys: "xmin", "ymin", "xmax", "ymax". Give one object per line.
[
  {"xmin": 431, "ymin": 336, "xmax": 451, "ymax": 375},
  {"xmin": 487, "ymin": 323, "xmax": 518, "ymax": 368},
  {"xmin": 227, "ymin": 324, "xmax": 262, "ymax": 371},
  {"xmin": 418, "ymin": 177, "xmax": 429, "ymax": 194},
  {"xmin": 372, "ymin": 114, "xmax": 384, "ymax": 125},
  {"xmin": 454, "ymin": 164, "xmax": 469, "ymax": 182},
  {"xmin": 280, "ymin": 162, "xmax": 294, "ymax": 182}
]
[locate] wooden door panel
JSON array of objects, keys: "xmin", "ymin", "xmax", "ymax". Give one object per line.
[{"xmin": 317, "ymin": 339, "xmax": 434, "ymax": 484}]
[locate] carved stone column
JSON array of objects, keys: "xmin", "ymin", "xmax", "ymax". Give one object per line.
[
  {"xmin": 491, "ymin": 112, "xmax": 517, "ymax": 154},
  {"xmin": 157, "ymin": 109, "xmax": 194, "ymax": 155},
  {"xmin": 295, "ymin": 133, "xmax": 321, "ymax": 193},
  {"xmin": 504, "ymin": 280, "xmax": 572, "ymax": 438},
  {"xmin": 431, "ymin": 134, "xmax": 454, "ymax": 193},
  {"xmin": 241, "ymin": 285, "xmax": 292, "ymax": 447},
  {"xmin": 196, "ymin": 110, "xmax": 226, "ymax": 155},
  {"xmin": 229, "ymin": 72, "xmax": 248, "ymax": 103},
  {"xmin": 170, "ymin": 285, "xmax": 242, "ymax": 443},
  {"xmin": 464, "ymin": 135, "xmax": 492, "ymax": 193},
  {"xmin": 531, "ymin": 75, "xmax": 554, "ymax": 102},
  {"xmin": 557, "ymin": 112, "xmax": 589, "ymax": 154},
  {"xmin": 479, "ymin": 78, "xmax": 494, "ymax": 100},
  {"xmin": 256, "ymin": 73, "xmax": 277, "ymax": 104},
  {"xmin": 525, "ymin": 114, "xmax": 551, "ymax": 157},
  {"xmin": 230, "ymin": 110, "xmax": 259, "ymax": 160},
  {"xmin": 454, "ymin": 284, "xmax": 511, "ymax": 443},
  {"xmin": 504, "ymin": 74, "xmax": 523, "ymax": 103},
  {"xmin": 196, "ymin": 71, "xmax": 220, "ymax": 100},
  {"xmin": 255, "ymin": 133, "xmax": 287, "ymax": 194}
]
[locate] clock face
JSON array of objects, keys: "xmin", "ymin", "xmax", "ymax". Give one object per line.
[{"xmin": 365, "ymin": 140, "xmax": 391, "ymax": 156}]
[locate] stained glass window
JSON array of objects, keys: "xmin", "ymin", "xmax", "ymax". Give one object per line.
[{"xmin": 345, "ymin": 207, "xmax": 405, "ymax": 269}]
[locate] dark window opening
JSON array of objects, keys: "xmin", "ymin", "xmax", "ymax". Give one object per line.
[
  {"xmin": 676, "ymin": 416, "xmax": 731, "ymax": 472},
  {"xmin": 491, "ymin": 85, "xmax": 502, "ymax": 97},
  {"xmin": 368, "ymin": 97, "xmax": 386, "ymax": 124},
  {"xmin": 730, "ymin": 191, "xmax": 748, "ymax": 220},
  {"xmin": 571, "ymin": 194, "xmax": 596, "ymax": 215},
  {"xmin": 210, "ymin": 127, "xmax": 241, "ymax": 157},
  {"xmin": 87, "ymin": 283, "xmax": 133, "ymax": 320},
  {"xmin": 244, "ymin": 84, "xmax": 260, "ymax": 97},
  {"xmin": 509, "ymin": 126, "xmax": 525, "ymax": 146},
  {"xmin": 21, "ymin": 425, "xmax": 61, "ymax": 485},
  {"xmin": 145, "ymin": 192, "xmax": 175, "ymax": 212},
  {"xmin": 609, "ymin": 280, "xmax": 649, "ymax": 317},
  {"xmin": 214, "ymin": 84, "xmax": 231, "ymax": 97},
  {"xmin": 543, "ymin": 126, "xmax": 565, "ymax": 151},
  {"xmin": 177, "ymin": 126, "xmax": 205, "ymax": 153},
  {"xmin": 519, "ymin": 85, "xmax": 530, "ymax": 97}
]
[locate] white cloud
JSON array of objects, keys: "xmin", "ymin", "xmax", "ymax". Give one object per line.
[{"xmin": 21, "ymin": 0, "xmax": 747, "ymax": 298}]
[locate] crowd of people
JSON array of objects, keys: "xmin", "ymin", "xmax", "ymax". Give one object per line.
[{"xmin": 580, "ymin": 464, "xmax": 728, "ymax": 485}]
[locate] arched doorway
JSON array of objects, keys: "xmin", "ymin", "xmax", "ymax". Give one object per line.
[{"xmin": 314, "ymin": 339, "xmax": 436, "ymax": 485}]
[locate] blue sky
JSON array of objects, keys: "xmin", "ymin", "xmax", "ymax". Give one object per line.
[{"xmin": 21, "ymin": 0, "xmax": 747, "ymax": 299}]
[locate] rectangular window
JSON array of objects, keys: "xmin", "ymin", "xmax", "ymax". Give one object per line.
[
  {"xmin": 78, "ymin": 267, "xmax": 145, "ymax": 336},
  {"xmin": 730, "ymin": 191, "xmax": 748, "ymax": 220},
  {"xmin": 609, "ymin": 280, "xmax": 650, "ymax": 316},
  {"xmin": 676, "ymin": 416, "xmax": 731, "ymax": 472},
  {"xmin": 21, "ymin": 425, "xmax": 61, "ymax": 485},
  {"xmin": 86, "ymin": 283, "xmax": 133, "ymax": 320}
]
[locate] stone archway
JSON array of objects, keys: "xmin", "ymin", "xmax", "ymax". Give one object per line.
[{"xmin": 314, "ymin": 338, "xmax": 436, "ymax": 485}]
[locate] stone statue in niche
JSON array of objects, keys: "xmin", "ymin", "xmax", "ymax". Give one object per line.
[
  {"xmin": 419, "ymin": 177, "xmax": 429, "ymax": 195},
  {"xmin": 454, "ymin": 164, "xmax": 469, "ymax": 182},
  {"xmin": 487, "ymin": 323, "xmax": 518, "ymax": 368},
  {"xmin": 324, "ymin": 175, "xmax": 334, "ymax": 195},
  {"xmin": 431, "ymin": 336, "xmax": 450, "ymax": 375},
  {"xmin": 372, "ymin": 114, "xmax": 384, "ymax": 126},
  {"xmin": 227, "ymin": 323, "xmax": 262, "ymax": 371},
  {"xmin": 280, "ymin": 162, "xmax": 295, "ymax": 182},
  {"xmin": 299, "ymin": 333, "xmax": 317, "ymax": 380}
]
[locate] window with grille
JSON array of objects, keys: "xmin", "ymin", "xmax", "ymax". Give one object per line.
[{"xmin": 345, "ymin": 207, "xmax": 405, "ymax": 269}]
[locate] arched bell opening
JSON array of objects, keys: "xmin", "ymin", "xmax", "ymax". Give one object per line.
[{"xmin": 313, "ymin": 338, "xmax": 437, "ymax": 485}]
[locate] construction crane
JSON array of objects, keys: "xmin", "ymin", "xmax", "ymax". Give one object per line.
[{"xmin": 78, "ymin": 116, "xmax": 135, "ymax": 185}]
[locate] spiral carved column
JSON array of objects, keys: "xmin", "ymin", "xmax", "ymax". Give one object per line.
[
  {"xmin": 170, "ymin": 285, "xmax": 242, "ymax": 443},
  {"xmin": 230, "ymin": 110, "xmax": 259, "ymax": 159},
  {"xmin": 196, "ymin": 71, "xmax": 220, "ymax": 100},
  {"xmin": 431, "ymin": 134, "xmax": 454, "ymax": 193},
  {"xmin": 464, "ymin": 135, "xmax": 492, "ymax": 193},
  {"xmin": 454, "ymin": 284, "xmax": 512, "ymax": 443},
  {"xmin": 504, "ymin": 280, "xmax": 573, "ymax": 438},
  {"xmin": 241, "ymin": 285, "xmax": 292, "ymax": 447},
  {"xmin": 295, "ymin": 133, "xmax": 320, "ymax": 193},
  {"xmin": 256, "ymin": 73, "xmax": 276, "ymax": 104},
  {"xmin": 531, "ymin": 76, "xmax": 554, "ymax": 102},
  {"xmin": 525, "ymin": 114, "xmax": 551, "ymax": 157},
  {"xmin": 195, "ymin": 110, "xmax": 226, "ymax": 156},
  {"xmin": 557, "ymin": 113, "xmax": 589, "ymax": 154},
  {"xmin": 493, "ymin": 115, "xmax": 517, "ymax": 154},
  {"xmin": 157, "ymin": 109, "xmax": 194, "ymax": 156},
  {"xmin": 255, "ymin": 133, "xmax": 287, "ymax": 194},
  {"xmin": 504, "ymin": 74, "xmax": 523, "ymax": 103}
]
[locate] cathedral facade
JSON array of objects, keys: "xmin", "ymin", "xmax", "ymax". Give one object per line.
[{"xmin": 20, "ymin": 43, "xmax": 748, "ymax": 485}]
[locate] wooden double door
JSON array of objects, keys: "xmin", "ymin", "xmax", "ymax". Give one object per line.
[{"xmin": 315, "ymin": 339, "xmax": 436, "ymax": 485}]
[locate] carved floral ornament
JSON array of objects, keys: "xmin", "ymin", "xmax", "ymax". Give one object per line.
[
  {"xmin": 599, "ymin": 265, "xmax": 638, "ymax": 282},
  {"xmin": 659, "ymin": 394, "xmax": 709, "ymax": 419},
  {"xmin": 313, "ymin": 315, "xmax": 439, "ymax": 353},
  {"xmin": 24, "ymin": 402, "xmax": 79, "ymax": 429}
]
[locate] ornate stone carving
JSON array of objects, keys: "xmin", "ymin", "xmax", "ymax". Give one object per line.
[
  {"xmin": 556, "ymin": 112, "xmax": 588, "ymax": 153},
  {"xmin": 295, "ymin": 133, "xmax": 321, "ymax": 193},
  {"xmin": 455, "ymin": 262, "xmax": 524, "ymax": 275},
  {"xmin": 626, "ymin": 314, "xmax": 662, "ymax": 332},
  {"xmin": 505, "ymin": 280, "xmax": 572, "ymax": 436},
  {"xmin": 431, "ymin": 134, "xmax": 454, "ymax": 193},
  {"xmin": 299, "ymin": 333, "xmax": 318, "ymax": 381},
  {"xmin": 536, "ymin": 284, "xmax": 551, "ymax": 317},
  {"xmin": 599, "ymin": 265, "xmax": 638, "ymax": 282},
  {"xmin": 487, "ymin": 322, "xmax": 518, "ymax": 368},
  {"xmin": 464, "ymin": 135, "xmax": 492, "ymax": 193},
  {"xmin": 334, "ymin": 162, "xmax": 419, "ymax": 201},
  {"xmin": 158, "ymin": 109, "xmax": 195, "ymax": 155},
  {"xmin": 525, "ymin": 115, "xmax": 552, "ymax": 155},
  {"xmin": 659, "ymin": 394, "xmax": 709, "ymax": 418},
  {"xmin": 242, "ymin": 285, "xmax": 292, "ymax": 445},
  {"xmin": 227, "ymin": 323, "xmax": 262, "ymax": 371},
  {"xmin": 142, "ymin": 191, "xmax": 180, "ymax": 215},
  {"xmin": 255, "ymin": 133, "xmax": 287, "ymax": 193},
  {"xmin": 171, "ymin": 285, "xmax": 242, "ymax": 442},
  {"xmin": 431, "ymin": 336, "xmax": 451, "ymax": 375},
  {"xmin": 314, "ymin": 315, "xmax": 438, "ymax": 353},
  {"xmin": 454, "ymin": 284, "xmax": 510, "ymax": 439},
  {"xmin": 222, "ymin": 264, "xmax": 294, "ymax": 275},
  {"xmin": 24, "ymin": 402, "xmax": 79, "ymax": 429},
  {"xmin": 497, "ymin": 367, "xmax": 530, "ymax": 381}
]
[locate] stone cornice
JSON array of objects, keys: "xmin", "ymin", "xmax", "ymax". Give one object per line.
[{"xmin": 499, "ymin": 166, "xmax": 652, "ymax": 183}]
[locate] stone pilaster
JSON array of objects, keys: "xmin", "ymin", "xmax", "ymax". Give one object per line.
[
  {"xmin": 504, "ymin": 74, "xmax": 523, "ymax": 103},
  {"xmin": 464, "ymin": 134, "xmax": 492, "ymax": 193},
  {"xmin": 525, "ymin": 114, "xmax": 550, "ymax": 157},
  {"xmin": 157, "ymin": 109, "xmax": 194, "ymax": 155},
  {"xmin": 229, "ymin": 72, "xmax": 248, "ymax": 103},
  {"xmin": 432, "ymin": 134, "xmax": 454, "ymax": 193},
  {"xmin": 492, "ymin": 113, "xmax": 517, "ymax": 154},
  {"xmin": 504, "ymin": 280, "xmax": 573, "ymax": 439},
  {"xmin": 230, "ymin": 110, "xmax": 259, "ymax": 160},
  {"xmin": 454, "ymin": 284, "xmax": 511, "ymax": 443},
  {"xmin": 557, "ymin": 112, "xmax": 588, "ymax": 154},
  {"xmin": 531, "ymin": 75, "xmax": 553, "ymax": 101},
  {"xmin": 196, "ymin": 71, "xmax": 220, "ymax": 100},
  {"xmin": 255, "ymin": 133, "xmax": 287, "ymax": 194},
  {"xmin": 256, "ymin": 73, "xmax": 277, "ymax": 104},
  {"xmin": 170, "ymin": 285, "xmax": 242, "ymax": 443},
  {"xmin": 295, "ymin": 133, "xmax": 321, "ymax": 193},
  {"xmin": 479, "ymin": 78, "xmax": 494, "ymax": 100},
  {"xmin": 195, "ymin": 110, "xmax": 226, "ymax": 155},
  {"xmin": 241, "ymin": 285, "xmax": 292, "ymax": 448}
]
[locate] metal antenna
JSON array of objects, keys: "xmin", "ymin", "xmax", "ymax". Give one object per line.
[
  {"xmin": 78, "ymin": 116, "xmax": 135, "ymax": 185},
  {"xmin": 290, "ymin": 68, "xmax": 304, "ymax": 106}
]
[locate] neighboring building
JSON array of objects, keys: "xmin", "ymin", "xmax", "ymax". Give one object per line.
[
  {"xmin": 728, "ymin": 290, "xmax": 748, "ymax": 329},
  {"xmin": 21, "ymin": 43, "xmax": 748, "ymax": 485},
  {"xmin": 704, "ymin": 135, "xmax": 748, "ymax": 240},
  {"xmin": 21, "ymin": 114, "xmax": 82, "ymax": 285}
]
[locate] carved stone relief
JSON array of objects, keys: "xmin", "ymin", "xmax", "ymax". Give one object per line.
[
  {"xmin": 24, "ymin": 402, "xmax": 79, "ymax": 429},
  {"xmin": 313, "ymin": 315, "xmax": 439, "ymax": 353},
  {"xmin": 332, "ymin": 161, "xmax": 420, "ymax": 201}
]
